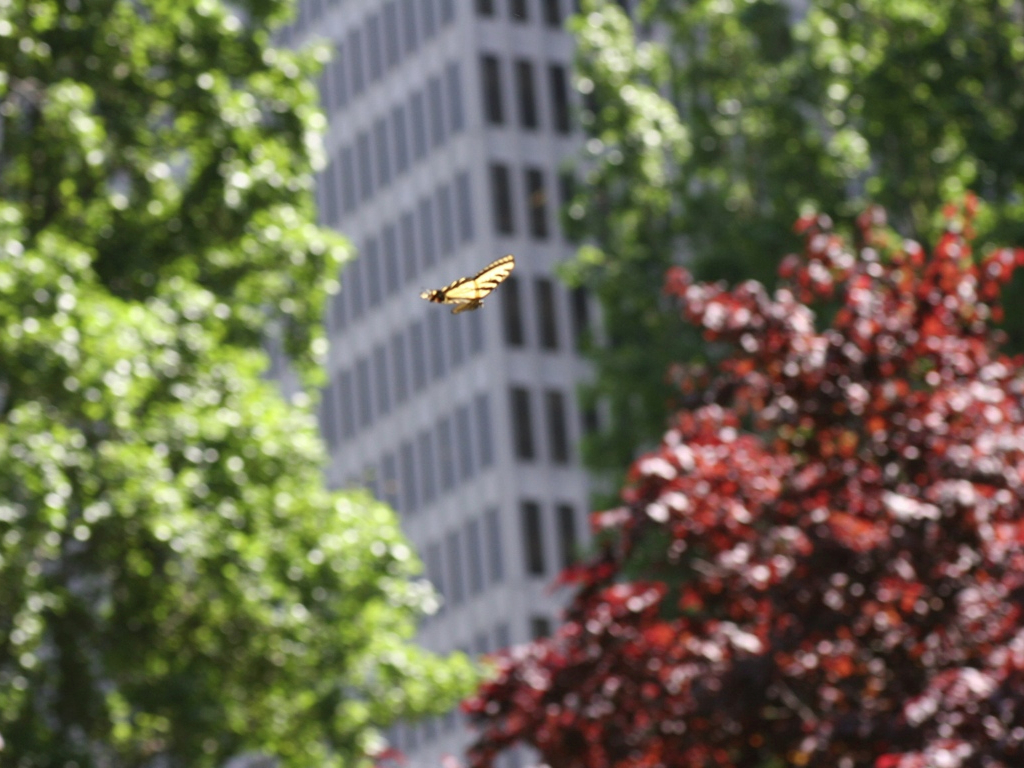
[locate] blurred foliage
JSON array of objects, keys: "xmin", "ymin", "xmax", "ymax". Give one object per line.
[
  {"xmin": 468, "ymin": 200, "xmax": 1024, "ymax": 768},
  {"xmin": 0, "ymin": 1, "xmax": 476, "ymax": 766},
  {"xmin": 562, "ymin": 0, "xmax": 1024, "ymax": 493}
]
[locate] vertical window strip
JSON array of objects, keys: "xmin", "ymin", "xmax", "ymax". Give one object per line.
[
  {"xmin": 535, "ymin": 276, "xmax": 559, "ymax": 349},
  {"xmin": 525, "ymin": 167, "xmax": 549, "ymax": 239},
  {"xmin": 502, "ymin": 275, "xmax": 525, "ymax": 347},
  {"xmin": 391, "ymin": 332, "xmax": 409, "ymax": 404},
  {"xmin": 545, "ymin": 389, "xmax": 570, "ymax": 463},
  {"xmin": 446, "ymin": 62, "xmax": 465, "ymax": 133},
  {"xmin": 521, "ymin": 500, "xmax": 546, "ymax": 575},
  {"xmin": 484, "ymin": 507, "xmax": 505, "ymax": 583},
  {"xmin": 392, "ymin": 104, "xmax": 410, "ymax": 174},
  {"xmin": 466, "ymin": 518, "xmax": 485, "ymax": 595},
  {"xmin": 455, "ymin": 171, "xmax": 475, "ymax": 243},
  {"xmin": 510, "ymin": 386, "xmax": 536, "ymax": 460},
  {"xmin": 428, "ymin": 76, "xmax": 446, "ymax": 148},
  {"xmin": 490, "ymin": 163, "xmax": 514, "ymax": 235},
  {"xmin": 515, "ymin": 59, "xmax": 539, "ymax": 129},
  {"xmin": 475, "ymin": 392, "xmax": 495, "ymax": 467}
]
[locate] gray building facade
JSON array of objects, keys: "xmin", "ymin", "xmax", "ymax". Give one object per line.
[{"xmin": 282, "ymin": 1, "xmax": 594, "ymax": 764}]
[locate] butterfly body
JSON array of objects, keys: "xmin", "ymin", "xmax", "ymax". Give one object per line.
[{"xmin": 420, "ymin": 254, "xmax": 516, "ymax": 314}]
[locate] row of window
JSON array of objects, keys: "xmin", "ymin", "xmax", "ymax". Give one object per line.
[
  {"xmin": 319, "ymin": 64, "xmax": 464, "ymax": 223},
  {"xmin": 488, "ymin": 162, "xmax": 576, "ymax": 240},
  {"xmin": 288, "ymin": 0, "xmax": 455, "ymax": 62},
  {"xmin": 509, "ymin": 385, "xmax": 574, "ymax": 464},
  {"xmin": 482, "ymin": 56, "xmax": 572, "ymax": 134},
  {"xmin": 477, "ymin": 0, "xmax": 573, "ymax": 26},
  {"xmin": 322, "ymin": 317, "xmax": 485, "ymax": 447},
  {"xmin": 424, "ymin": 508, "xmax": 506, "ymax": 614},
  {"xmin": 342, "ymin": 393, "xmax": 495, "ymax": 515},
  {"xmin": 499, "ymin": 274, "xmax": 591, "ymax": 352},
  {"xmin": 325, "ymin": 174, "xmax": 474, "ymax": 327},
  {"xmin": 420, "ymin": 501, "xmax": 578, "ymax": 613}
]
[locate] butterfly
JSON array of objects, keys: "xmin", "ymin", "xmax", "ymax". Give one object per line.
[{"xmin": 420, "ymin": 255, "xmax": 516, "ymax": 314}]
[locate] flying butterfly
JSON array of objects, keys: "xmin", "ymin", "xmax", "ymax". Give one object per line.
[{"xmin": 420, "ymin": 254, "xmax": 516, "ymax": 314}]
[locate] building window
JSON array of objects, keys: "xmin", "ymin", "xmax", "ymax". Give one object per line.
[
  {"xmin": 501, "ymin": 275, "xmax": 525, "ymax": 347},
  {"xmin": 399, "ymin": 440, "xmax": 417, "ymax": 513},
  {"xmin": 466, "ymin": 519, "xmax": 485, "ymax": 595},
  {"xmin": 446, "ymin": 530, "xmax": 465, "ymax": 606},
  {"xmin": 364, "ymin": 237, "xmax": 383, "ymax": 307},
  {"xmin": 348, "ymin": 29, "xmax": 365, "ymax": 95},
  {"xmin": 545, "ymin": 389, "xmax": 570, "ymax": 464},
  {"xmin": 549, "ymin": 63, "xmax": 571, "ymax": 134},
  {"xmin": 392, "ymin": 105, "xmax": 410, "ymax": 174},
  {"xmin": 521, "ymin": 501, "xmax": 546, "ymax": 576},
  {"xmin": 570, "ymin": 286, "xmax": 590, "ymax": 349},
  {"xmin": 535, "ymin": 277, "xmax": 559, "ymax": 349},
  {"xmin": 355, "ymin": 356, "xmax": 373, "ymax": 428},
  {"xmin": 490, "ymin": 163, "xmax": 514, "ymax": 235},
  {"xmin": 437, "ymin": 416, "xmax": 456, "ymax": 491},
  {"xmin": 373, "ymin": 117, "xmax": 391, "ymax": 189},
  {"xmin": 428, "ymin": 76, "xmax": 446, "ymax": 147},
  {"xmin": 410, "ymin": 91, "xmax": 428, "ymax": 160},
  {"xmin": 340, "ymin": 147, "xmax": 357, "ymax": 212},
  {"xmin": 367, "ymin": 14, "xmax": 384, "ymax": 81},
  {"xmin": 383, "ymin": 223, "xmax": 400, "ymax": 295},
  {"xmin": 446, "ymin": 62, "xmax": 465, "ymax": 133},
  {"xmin": 510, "ymin": 386, "xmax": 536, "ymax": 460},
  {"xmin": 373, "ymin": 345, "xmax": 391, "ymax": 416},
  {"xmin": 426, "ymin": 541, "xmax": 445, "ymax": 607},
  {"xmin": 530, "ymin": 615, "xmax": 552, "ymax": 639},
  {"xmin": 356, "ymin": 131, "xmax": 374, "ymax": 201},
  {"xmin": 477, "ymin": 0, "xmax": 495, "ymax": 15},
  {"xmin": 514, "ymin": 59, "xmax": 539, "ymax": 129},
  {"xmin": 481, "ymin": 55, "xmax": 504, "ymax": 125},
  {"xmin": 474, "ymin": 393, "xmax": 495, "ymax": 468},
  {"xmin": 437, "ymin": 183, "xmax": 455, "ymax": 257},
  {"xmin": 400, "ymin": 211, "xmax": 418, "ymax": 280},
  {"xmin": 542, "ymin": 0, "xmax": 561, "ymax": 26},
  {"xmin": 338, "ymin": 373, "xmax": 356, "ymax": 438},
  {"xmin": 330, "ymin": 284, "xmax": 347, "ymax": 332},
  {"xmin": 422, "ymin": 0, "xmax": 437, "ymax": 37},
  {"xmin": 428, "ymin": 311, "xmax": 446, "ymax": 380},
  {"xmin": 401, "ymin": 0, "xmax": 419, "ymax": 53},
  {"xmin": 331, "ymin": 43, "xmax": 349, "ymax": 109},
  {"xmin": 455, "ymin": 171, "xmax": 475, "ymax": 243},
  {"xmin": 556, "ymin": 503, "xmax": 578, "ymax": 568},
  {"xmin": 510, "ymin": 0, "xmax": 528, "ymax": 22},
  {"xmin": 455, "ymin": 405, "xmax": 475, "ymax": 480},
  {"xmin": 391, "ymin": 332, "xmax": 409, "ymax": 404},
  {"xmin": 320, "ymin": 384, "xmax": 338, "ymax": 448},
  {"xmin": 484, "ymin": 507, "xmax": 505, "ymax": 583},
  {"xmin": 418, "ymin": 430, "xmax": 437, "ymax": 505},
  {"xmin": 525, "ymin": 167, "xmax": 549, "ymax": 239},
  {"xmin": 410, "ymin": 321, "xmax": 427, "ymax": 392},
  {"xmin": 418, "ymin": 196, "xmax": 437, "ymax": 269},
  {"xmin": 349, "ymin": 258, "xmax": 365, "ymax": 318},
  {"xmin": 381, "ymin": 453, "xmax": 399, "ymax": 509},
  {"xmin": 383, "ymin": 1, "xmax": 401, "ymax": 68}
]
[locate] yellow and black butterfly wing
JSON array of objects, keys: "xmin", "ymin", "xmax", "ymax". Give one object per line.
[{"xmin": 420, "ymin": 254, "xmax": 516, "ymax": 313}]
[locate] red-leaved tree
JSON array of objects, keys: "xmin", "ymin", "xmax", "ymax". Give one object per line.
[{"xmin": 464, "ymin": 198, "xmax": 1024, "ymax": 768}]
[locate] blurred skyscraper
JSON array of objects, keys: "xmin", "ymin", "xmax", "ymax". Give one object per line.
[{"xmin": 281, "ymin": 1, "xmax": 595, "ymax": 764}]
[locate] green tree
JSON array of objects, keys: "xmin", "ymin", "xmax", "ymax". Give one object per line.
[
  {"xmin": 0, "ymin": 1, "xmax": 476, "ymax": 766},
  {"xmin": 563, "ymin": 0, "xmax": 1024, "ymax": 490}
]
